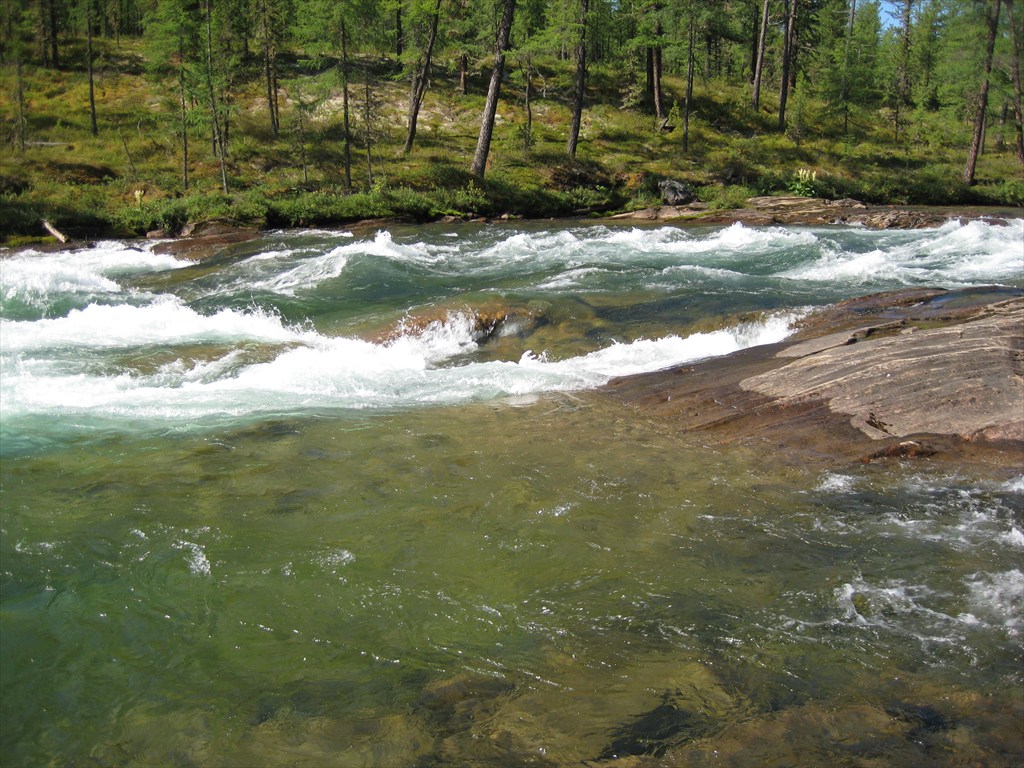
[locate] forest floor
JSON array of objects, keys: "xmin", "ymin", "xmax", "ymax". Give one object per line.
[{"xmin": 2, "ymin": 39, "xmax": 1022, "ymax": 246}]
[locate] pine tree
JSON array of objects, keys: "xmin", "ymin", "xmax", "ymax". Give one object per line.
[
  {"xmin": 964, "ymin": 0, "xmax": 1002, "ymax": 184},
  {"xmin": 402, "ymin": 0, "xmax": 443, "ymax": 154},
  {"xmin": 566, "ymin": 0, "xmax": 589, "ymax": 158},
  {"xmin": 144, "ymin": 0, "xmax": 201, "ymax": 191},
  {"xmin": 470, "ymin": 0, "xmax": 516, "ymax": 178}
]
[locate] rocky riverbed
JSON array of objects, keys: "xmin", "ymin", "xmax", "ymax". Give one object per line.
[{"xmin": 606, "ymin": 286, "xmax": 1024, "ymax": 469}]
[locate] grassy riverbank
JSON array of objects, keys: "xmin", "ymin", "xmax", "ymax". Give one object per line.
[{"xmin": 2, "ymin": 38, "xmax": 1022, "ymax": 245}]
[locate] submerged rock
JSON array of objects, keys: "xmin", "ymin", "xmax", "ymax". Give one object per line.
[{"xmin": 606, "ymin": 288, "xmax": 1024, "ymax": 468}]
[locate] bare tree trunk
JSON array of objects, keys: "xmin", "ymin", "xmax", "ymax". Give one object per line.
[
  {"xmin": 365, "ymin": 79, "xmax": 374, "ymax": 187},
  {"xmin": 964, "ymin": 0, "xmax": 1001, "ymax": 184},
  {"xmin": 567, "ymin": 0, "xmax": 589, "ymax": 159},
  {"xmin": 752, "ymin": 0, "xmax": 769, "ymax": 109},
  {"xmin": 1008, "ymin": 0, "xmax": 1024, "ymax": 164},
  {"xmin": 404, "ymin": 0, "xmax": 442, "ymax": 154},
  {"xmin": 749, "ymin": 0, "xmax": 760, "ymax": 83},
  {"xmin": 204, "ymin": 0, "xmax": 230, "ymax": 193},
  {"xmin": 459, "ymin": 53, "xmax": 468, "ymax": 95},
  {"xmin": 86, "ymin": 0, "xmax": 98, "ymax": 135},
  {"xmin": 179, "ymin": 67, "xmax": 190, "ymax": 191},
  {"xmin": 470, "ymin": 0, "xmax": 516, "ymax": 179},
  {"xmin": 646, "ymin": 46, "xmax": 654, "ymax": 100},
  {"xmin": 683, "ymin": 10, "xmax": 695, "ymax": 152},
  {"xmin": 395, "ymin": 1, "xmax": 403, "ymax": 60},
  {"xmin": 842, "ymin": 0, "xmax": 855, "ymax": 135},
  {"xmin": 523, "ymin": 57, "xmax": 533, "ymax": 144},
  {"xmin": 15, "ymin": 54, "xmax": 27, "ymax": 151},
  {"xmin": 340, "ymin": 21, "xmax": 352, "ymax": 191},
  {"xmin": 652, "ymin": 19, "xmax": 664, "ymax": 119},
  {"xmin": 778, "ymin": 0, "xmax": 798, "ymax": 131},
  {"xmin": 46, "ymin": 0, "xmax": 59, "ymax": 67}
]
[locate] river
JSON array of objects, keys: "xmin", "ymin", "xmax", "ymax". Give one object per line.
[{"xmin": 2, "ymin": 219, "xmax": 1022, "ymax": 766}]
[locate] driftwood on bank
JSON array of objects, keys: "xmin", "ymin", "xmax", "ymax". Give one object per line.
[{"xmin": 41, "ymin": 219, "xmax": 67, "ymax": 243}]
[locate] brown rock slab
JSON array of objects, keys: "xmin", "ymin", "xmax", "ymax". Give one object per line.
[
  {"xmin": 152, "ymin": 221, "xmax": 261, "ymax": 261},
  {"xmin": 605, "ymin": 288, "xmax": 1024, "ymax": 468}
]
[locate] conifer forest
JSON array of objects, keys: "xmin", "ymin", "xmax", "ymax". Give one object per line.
[{"xmin": 1, "ymin": 0, "xmax": 1021, "ymax": 239}]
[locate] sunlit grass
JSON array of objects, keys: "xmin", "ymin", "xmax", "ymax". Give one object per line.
[{"xmin": 1, "ymin": 37, "xmax": 1021, "ymax": 242}]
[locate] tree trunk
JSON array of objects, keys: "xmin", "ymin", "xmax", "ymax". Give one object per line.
[
  {"xmin": 843, "ymin": 0, "xmax": 855, "ymax": 135},
  {"xmin": 86, "ymin": 0, "xmax": 98, "ymax": 135},
  {"xmin": 964, "ymin": 0, "xmax": 1001, "ymax": 184},
  {"xmin": 652, "ymin": 19, "xmax": 664, "ymax": 119},
  {"xmin": 524, "ymin": 57, "xmax": 533, "ymax": 145},
  {"xmin": 179, "ymin": 67, "xmax": 189, "ymax": 191},
  {"xmin": 395, "ymin": 1, "xmax": 403, "ymax": 60},
  {"xmin": 778, "ymin": 0, "xmax": 798, "ymax": 131},
  {"xmin": 204, "ymin": 0, "xmax": 230, "ymax": 193},
  {"xmin": 683, "ymin": 11, "xmax": 695, "ymax": 152},
  {"xmin": 748, "ymin": 0, "xmax": 760, "ymax": 83},
  {"xmin": 341, "ymin": 21, "xmax": 353, "ymax": 191},
  {"xmin": 15, "ymin": 53, "xmax": 27, "ymax": 151},
  {"xmin": 646, "ymin": 46, "xmax": 654, "ymax": 99},
  {"xmin": 404, "ymin": 0, "xmax": 443, "ymax": 154},
  {"xmin": 752, "ymin": 0, "xmax": 769, "ymax": 109},
  {"xmin": 459, "ymin": 53, "xmax": 468, "ymax": 95},
  {"xmin": 567, "ymin": 0, "xmax": 589, "ymax": 159},
  {"xmin": 1008, "ymin": 0, "xmax": 1024, "ymax": 164},
  {"xmin": 365, "ymin": 79, "xmax": 374, "ymax": 187},
  {"xmin": 258, "ymin": 0, "xmax": 279, "ymax": 135},
  {"xmin": 47, "ymin": 0, "xmax": 59, "ymax": 68},
  {"xmin": 470, "ymin": 0, "xmax": 516, "ymax": 179}
]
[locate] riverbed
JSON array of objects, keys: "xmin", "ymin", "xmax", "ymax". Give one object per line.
[{"xmin": 2, "ymin": 220, "xmax": 1022, "ymax": 765}]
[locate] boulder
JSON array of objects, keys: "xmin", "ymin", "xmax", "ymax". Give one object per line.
[{"xmin": 658, "ymin": 180, "xmax": 697, "ymax": 206}]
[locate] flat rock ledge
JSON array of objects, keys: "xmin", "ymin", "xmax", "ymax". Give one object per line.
[
  {"xmin": 612, "ymin": 197, "xmax": 1021, "ymax": 229},
  {"xmin": 605, "ymin": 288, "xmax": 1024, "ymax": 468}
]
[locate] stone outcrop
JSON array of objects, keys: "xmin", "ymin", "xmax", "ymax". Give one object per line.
[
  {"xmin": 151, "ymin": 221, "xmax": 261, "ymax": 261},
  {"xmin": 611, "ymin": 197, "xmax": 1019, "ymax": 229},
  {"xmin": 606, "ymin": 288, "xmax": 1024, "ymax": 466}
]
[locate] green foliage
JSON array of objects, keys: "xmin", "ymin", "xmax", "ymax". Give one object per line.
[
  {"xmin": 788, "ymin": 168, "xmax": 819, "ymax": 197},
  {"xmin": 697, "ymin": 185, "xmax": 756, "ymax": 210},
  {"xmin": 2, "ymin": 0, "xmax": 1022, "ymax": 244}
]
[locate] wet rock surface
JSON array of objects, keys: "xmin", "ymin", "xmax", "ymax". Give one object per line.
[
  {"xmin": 611, "ymin": 197, "xmax": 1020, "ymax": 228},
  {"xmin": 151, "ymin": 221, "xmax": 261, "ymax": 261},
  {"xmin": 605, "ymin": 287, "xmax": 1024, "ymax": 469}
]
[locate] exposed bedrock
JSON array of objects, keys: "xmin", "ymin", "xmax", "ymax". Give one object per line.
[{"xmin": 605, "ymin": 287, "xmax": 1024, "ymax": 467}]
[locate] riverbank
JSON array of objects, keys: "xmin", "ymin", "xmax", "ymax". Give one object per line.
[
  {"xmin": 7, "ymin": 198, "xmax": 1020, "ymax": 260},
  {"xmin": 606, "ymin": 286, "xmax": 1024, "ymax": 472}
]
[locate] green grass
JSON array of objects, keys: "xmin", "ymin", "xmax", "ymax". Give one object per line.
[{"xmin": 1, "ymin": 38, "xmax": 1020, "ymax": 243}]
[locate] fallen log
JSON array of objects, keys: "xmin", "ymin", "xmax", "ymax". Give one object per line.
[{"xmin": 42, "ymin": 220, "xmax": 68, "ymax": 243}]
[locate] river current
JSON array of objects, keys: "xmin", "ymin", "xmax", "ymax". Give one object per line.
[{"xmin": 2, "ymin": 219, "xmax": 1022, "ymax": 766}]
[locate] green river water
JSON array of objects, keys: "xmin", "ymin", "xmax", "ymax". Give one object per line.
[{"xmin": 1, "ymin": 221, "xmax": 1022, "ymax": 765}]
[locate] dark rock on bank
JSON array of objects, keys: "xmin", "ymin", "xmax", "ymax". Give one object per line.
[
  {"xmin": 605, "ymin": 288, "xmax": 1024, "ymax": 468},
  {"xmin": 659, "ymin": 179, "xmax": 698, "ymax": 206}
]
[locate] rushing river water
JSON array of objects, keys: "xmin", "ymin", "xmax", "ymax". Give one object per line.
[{"xmin": 2, "ymin": 219, "xmax": 1023, "ymax": 766}]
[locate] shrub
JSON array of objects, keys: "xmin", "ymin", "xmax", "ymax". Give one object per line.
[
  {"xmin": 787, "ymin": 168, "xmax": 818, "ymax": 197},
  {"xmin": 698, "ymin": 184, "xmax": 756, "ymax": 210}
]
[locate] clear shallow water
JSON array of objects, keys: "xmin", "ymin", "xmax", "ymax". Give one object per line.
[{"xmin": 1, "ymin": 220, "xmax": 1023, "ymax": 766}]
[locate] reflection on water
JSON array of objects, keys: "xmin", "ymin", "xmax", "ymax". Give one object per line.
[{"xmin": 2, "ymin": 394, "xmax": 1021, "ymax": 766}]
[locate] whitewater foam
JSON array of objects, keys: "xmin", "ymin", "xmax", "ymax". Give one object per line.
[
  {"xmin": 0, "ymin": 241, "xmax": 186, "ymax": 311},
  {"xmin": 0, "ymin": 308, "xmax": 801, "ymax": 428},
  {"xmin": 1, "ymin": 296, "xmax": 317, "ymax": 352},
  {"xmin": 783, "ymin": 218, "xmax": 1024, "ymax": 286}
]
